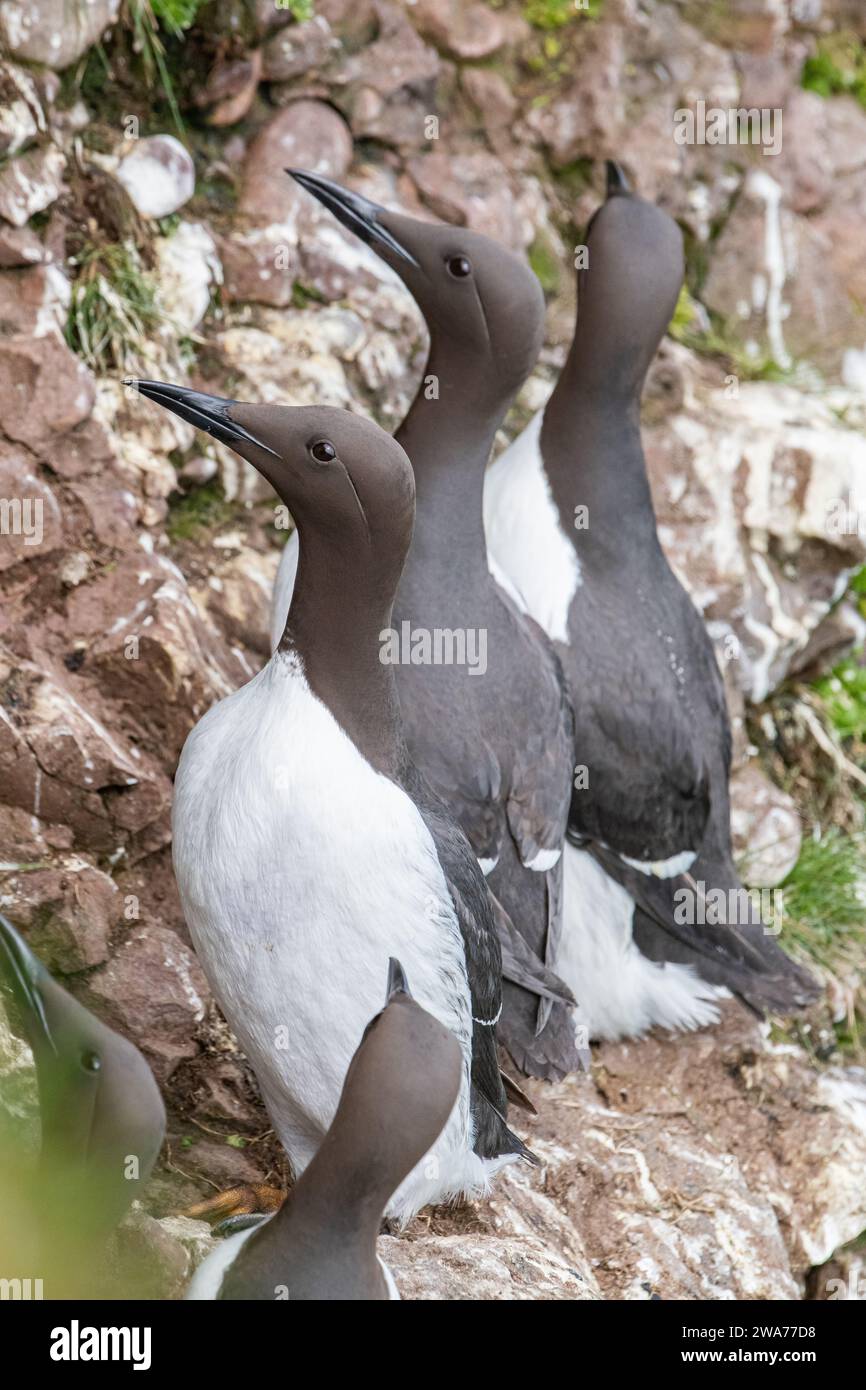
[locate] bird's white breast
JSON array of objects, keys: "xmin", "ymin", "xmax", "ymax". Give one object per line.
[
  {"xmin": 270, "ymin": 531, "xmax": 299, "ymax": 653},
  {"xmin": 172, "ymin": 651, "xmax": 475, "ymax": 1209},
  {"xmin": 483, "ymin": 410, "xmax": 580, "ymax": 645}
]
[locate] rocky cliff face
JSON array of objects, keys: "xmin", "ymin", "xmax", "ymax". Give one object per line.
[{"xmin": 1, "ymin": 0, "xmax": 865, "ymax": 1297}]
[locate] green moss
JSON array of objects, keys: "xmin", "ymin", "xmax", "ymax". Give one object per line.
[
  {"xmin": 528, "ymin": 234, "xmax": 561, "ymax": 295},
  {"xmin": 291, "ymin": 282, "xmax": 328, "ymax": 308},
  {"xmin": 167, "ymin": 480, "xmax": 233, "ymax": 542},
  {"xmin": 668, "ymin": 299, "xmax": 799, "ymax": 382},
  {"xmin": 802, "ymin": 32, "xmax": 866, "ymax": 109},
  {"xmin": 815, "ymin": 652, "xmax": 866, "ymax": 744},
  {"xmin": 523, "ymin": 0, "xmax": 602, "ymax": 28}
]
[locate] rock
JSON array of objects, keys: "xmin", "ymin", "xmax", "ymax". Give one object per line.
[
  {"xmin": 525, "ymin": 22, "xmax": 626, "ymax": 167},
  {"xmin": 262, "ymin": 15, "xmax": 339, "ymax": 81},
  {"xmin": 685, "ymin": 0, "xmax": 790, "ymax": 52},
  {"xmin": 196, "ymin": 48, "xmax": 262, "ymax": 127},
  {"xmin": 460, "ymin": 67, "xmax": 517, "ymax": 137},
  {"xmin": 237, "ymin": 100, "xmax": 353, "ymax": 225},
  {"xmin": 0, "ymin": 263, "xmax": 69, "ymax": 338},
  {"xmin": 290, "ymin": 1007, "xmax": 866, "ymax": 1301},
  {"xmin": 410, "ymin": 0, "xmax": 507, "ymax": 61},
  {"xmin": 153, "ymin": 223, "xmax": 222, "ymax": 335},
  {"xmin": 0, "ymin": 223, "xmax": 45, "ymax": 268},
  {"xmin": 83, "ymin": 926, "xmax": 210, "ymax": 1084},
  {"xmin": 0, "ymin": 0, "xmax": 120, "ymax": 70},
  {"xmin": 218, "ymin": 222, "xmax": 298, "ymax": 307},
  {"xmin": 0, "ymin": 859, "xmax": 120, "ymax": 973},
  {"xmin": 0, "ymin": 334, "xmax": 95, "ymax": 454},
  {"xmin": 646, "ymin": 354, "xmax": 866, "ymax": 701},
  {"xmin": 190, "ymin": 547, "xmax": 279, "ymax": 660},
  {"xmin": 329, "ymin": 0, "xmax": 440, "ymax": 149},
  {"xmin": 0, "ymin": 144, "xmax": 66, "ymax": 227},
  {"xmin": 0, "ymin": 62, "xmax": 44, "ymax": 158},
  {"xmin": 0, "ymin": 443, "xmax": 64, "ymax": 566},
  {"xmin": 116, "ymin": 136, "xmax": 196, "ymax": 220},
  {"xmin": 407, "ymin": 151, "xmax": 535, "ymax": 251},
  {"xmin": 176, "ymin": 1137, "xmax": 271, "ymax": 1189},
  {"xmin": 730, "ymin": 764, "xmax": 802, "ymax": 887},
  {"xmin": 702, "ymin": 169, "xmax": 862, "ymax": 377}
]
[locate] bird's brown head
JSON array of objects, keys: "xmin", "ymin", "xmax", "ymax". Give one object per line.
[{"xmin": 289, "ymin": 170, "xmax": 546, "ymax": 399}]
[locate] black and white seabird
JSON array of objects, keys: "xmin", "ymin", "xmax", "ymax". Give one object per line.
[
  {"xmin": 0, "ymin": 913, "xmax": 166, "ymax": 1293},
  {"xmin": 483, "ymin": 163, "xmax": 819, "ymax": 1036},
  {"xmin": 132, "ymin": 380, "xmax": 534, "ymax": 1220},
  {"xmin": 187, "ymin": 958, "xmax": 462, "ymax": 1299},
  {"xmin": 271, "ymin": 170, "xmax": 583, "ymax": 1081}
]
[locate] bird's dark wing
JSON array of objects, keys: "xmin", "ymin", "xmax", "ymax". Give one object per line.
[
  {"xmin": 404, "ymin": 711, "xmax": 505, "ymax": 867},
  {"xmin": 401, "ymin": 760, "xmax": 535, "ymax": 1164},
  {"xmin": 495, "ymin": 589, "xmax": 575, "ymax": 869},
  {"xmin": 587, "ymin": 840, "xmax": 819, "ymax": 1013},
  {"xmin": 567, "ymin": 602, "xmax": 713, "ymax": 868},
  {"xmin": 488, "ymin": 883, "xmax": 575, "ymax": 1006}
]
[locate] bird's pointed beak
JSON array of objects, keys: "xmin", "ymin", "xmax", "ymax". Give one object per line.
[
  {"xmin": 386, "ymin": 957, "xmax": 412, "ymax": 1003},
  {"xmin": 288, "ymin": 169, "xmax": 420, "ymax": 268},
  {"xmin": 605, "ymin": 160, "xmax": 630, "ymax": 196},
  {"xmin": 0, "ymin": 914, "xmax": 57, "ymax": 1057},
  {"xmin": 126, "ymin": 379, "xmax": 279, "ymax": 458}
]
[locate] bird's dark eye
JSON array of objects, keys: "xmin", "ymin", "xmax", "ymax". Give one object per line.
[
  {"xmin": 446, "ymin": 255, "xmax": 472, "ymax": 278},
  {"xmin": 81, "ymin": 1050, "xmax": 101, "ymax": 1073},
  {"xmin": 310, "ymin": 440, "xmax": 336, "ymax": 464}
]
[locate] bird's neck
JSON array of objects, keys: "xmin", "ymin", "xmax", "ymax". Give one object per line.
[
  {"xmin": 277, "ymin": 532, "xmax": 407, "ymax": 776},
  {"xmin": 396, "ymin": 340, "xmax": 512, "ymax": 588},
  {"xmin": 542, "ymin": 335, "xmax": 660, "ymax": 548}
]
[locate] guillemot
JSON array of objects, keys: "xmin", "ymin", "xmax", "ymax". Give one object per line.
[
  {"xmin": 187, "ymin": 958, "xmax": 461, "ymax": 1299},
  {"xmin": 0, "ymin": 913, "xmax": 165, "ymax": 1295},
  {"xmin": 483, "ymin": 163, "xmax": 819, "ymax": 1036},
  {"xmin": 271, "ymin": 170, "xmax": 583, "ymax": 1081},
  {"xmin": 131, "ymin": 379, "xmax": 535, "ymax": 1220}
]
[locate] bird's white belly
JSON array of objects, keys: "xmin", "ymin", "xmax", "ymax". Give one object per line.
[
  {"xmin": 559, "ymin": 842, "xmax": 726, "ymax": 1041},
  {"xmin": 172, "ymin": 652, "xmax": 480, "ymax": 1216},
  {"xmin": 483, "ymin": 410, "xmax": 580, "ymax": 645}
]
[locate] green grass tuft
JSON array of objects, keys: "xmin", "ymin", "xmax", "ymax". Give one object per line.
[
  {"xmin": 780, "ymin": 828, "xmax": 866, "ymax": 965},
  {"xmin": 815, "ymin": 652, "xmax": 866, "ymax": 743},
  {"xmin": 65, "ymin": 242, "xmax": 162, "ymax": 375}
]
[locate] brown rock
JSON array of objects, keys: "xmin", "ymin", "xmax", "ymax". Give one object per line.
[
  {"xmin": 411, "ymin": 0, "xmax": 506, "ymax": 61},
  {"xmin": 0, "ymin": 861, "xmax": 119, "ymax": 972},
  {"xmin": 0, "ymin": 144, "xmax": 66, "ymax": 228},
  {"xmin": 198, "ymin": 49, "xmax": 263, "ymax": 128},
  {"xmin": 0, "ymin": 335, "xmax": 95, "ymax": 453},
  {"xmin": 525, "ymin": 24, "xmax": 626, "ymax": 167},
  {"xmin": 262, "ymin": 15, "xmax": 338, "ymax": 81},
  {"xmin": 176, "ymin": 1137, "xmax": 271, "ymax": 1189},
  {"xmin": 330, "ymin": 0, "xmax": 440, "ymax": 149},
  {"xmin": 83, "ymin": 926, "xmax": 210, "ymax": 1084},
  {"xmin": 0, "ymin": 223, "xmax": 46, "ymax": 268},
  {"xmin": 684, "ymin": 0, "xmax": 789, "ymax": 53},
  {"xmin": 238, "ymin": 99, "xmax": 353, "ymax": 225},
  {"xmin": 407, "ymin": 151, "xmax": 531, "ymax": 250},
  {"xmin": 217, "ymin": 224, "xmax": 299, "ymax": 307},
  {"xmin": 730, "ymin": 763, "xmax": 802, "ymax": 887},
  {"xmin": 0, "ymin": 0, "xmax": 120, "ymax": 71},
  {"xmin": 0, "ymin": 444, "xmax": 63, "ymax": 568},
  {"xmin": 702, "ymin": 174, "xmax": 861, "ymax": 377},
  {"xmin": 460, "ymin": 67, "xmax": 517, "ymax": 132},
  {"xmin": 0, "ymin": 263, "xmax": 68, "ymax": 339}
]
